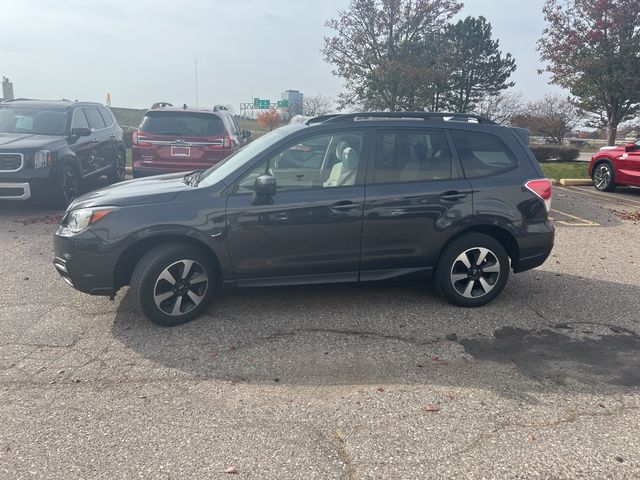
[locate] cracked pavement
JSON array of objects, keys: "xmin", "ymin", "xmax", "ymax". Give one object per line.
[{"xmin": 1, "ymin": 190, "xmax": 640, "ymax": 479}]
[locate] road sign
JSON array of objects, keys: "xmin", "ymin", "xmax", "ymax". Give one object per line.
[
  {"xmin": 253, "ymin": 98, "xmax": 271, "ymax": 109},
  {"xmin": 277, "ymin": 100, "xmax": 289, "ymax": 108}
]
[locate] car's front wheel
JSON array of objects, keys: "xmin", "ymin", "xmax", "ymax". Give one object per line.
[
  {"xmin": 129, "ymin": 243, "xmax": 216, "ymax": 326},
  {"xmin": 435, "ymin": 233, "xmax": 510, "ymax": 308},
  {"xmin": 54, "ymin": 164, "xmax": 80, "ymax": 208},
  {"xmin": 592, "ymin": 162, "xmax": 616, "ymax": 192}
]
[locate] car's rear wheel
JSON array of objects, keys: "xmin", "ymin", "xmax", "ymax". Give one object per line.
[
  {"xmin": 107, "ymin": 148, "xmax": 126, "ymax": 183},
  {"xmin": 592, "ymin": 162, "xmax": 616, "ymax": 192},
  {"xmin": 435, "ymin": 233, "xmax": 510, "ymax": 307},
  {"xmin": 55, "ymin": 164, "xmax": 80, "ymax": 208},
  {"xmin": 130, "ymin": 243, "xmax": 215, "ymax": 326}
]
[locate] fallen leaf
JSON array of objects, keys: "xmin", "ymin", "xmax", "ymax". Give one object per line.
[
  {"xmin": 224, "ymin": 466, "xmax": 238, "ymax": 474},
  {"xmin": 423, "ymin": 405, "xmax": 440, "ymax": 412},
  {"xmin": 598, "ymin": 403, "xmax": 606, "ymax": 408},
  {"xmin": 377, "ymin": 387, "xmax": 385, "ymax": 393},
  {"xmin": 528, "ymin": 434, "xmax": 537, "ymax": 441},
  {"xmin": 446, "ymin": 393, "xmax": 455, "ymax": 400}
]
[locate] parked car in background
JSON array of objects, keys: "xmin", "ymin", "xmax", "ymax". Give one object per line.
[
  {"xmin": 0, "ymin": 99, "xmax": 126, "ymax": 206},
  {"xmin": 54, "ymin": 112, "xmax": 554, "ymax": 326},
  {"xmin": 589, "ymin": 139, "xmax": 640, "ymax": 191},
  {"xmin": 131, "ymin": 104, "xmax": 251, "ymax": 178}
]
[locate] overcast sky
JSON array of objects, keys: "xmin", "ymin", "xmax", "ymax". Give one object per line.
[{"xmin": 0, "ymin": 0, "xmax": 563, "ymax": 110}]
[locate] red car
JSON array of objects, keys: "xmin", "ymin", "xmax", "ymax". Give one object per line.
[
  {"xmin": 132, "ymin": 104, "xmax": 250, "ymax": 178},
  {"xmin": 589, "ymin": 139, "xmax": 640, "ymax": 191}
]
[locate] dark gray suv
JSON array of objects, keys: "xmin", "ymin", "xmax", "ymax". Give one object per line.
[{"xmin": 54, "ymin": 112, "xmax": 554, "ymax": 326}]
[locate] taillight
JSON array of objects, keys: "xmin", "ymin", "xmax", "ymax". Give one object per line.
[
  {"xmin": 524, "ymin": 178, "xmax": 552, "ymax": 212},
  {"xmin": 207, "ymin": 137, "xmax": 233, "ymax": 149},
  {"xmin": 132, "ymin": 130, "xmax": 152, "ymax": 148}
]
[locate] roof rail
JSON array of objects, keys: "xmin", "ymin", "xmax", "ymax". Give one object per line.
[
  {"xmin": 310, "ymin": 112, "xmax": 496, "ymax": 125},
  {"xmin": 1, "ymin": 97, "xmax": 33, "ymax": 103},
  {"xmin": 305, "ymin": 114, "xmax": 343, "ymax": 125},
  {"xmin": 213, "ymin": 105, "xmax": 229, "ymax": 112}
]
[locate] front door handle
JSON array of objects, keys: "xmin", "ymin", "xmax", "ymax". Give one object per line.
[
  {"xmin": 440, "ymin": 191, "xmax": 467, "ymax": 202},
  {"xmin": 331, "ymin": 201, "xmax": 361, "ymax": 211}
]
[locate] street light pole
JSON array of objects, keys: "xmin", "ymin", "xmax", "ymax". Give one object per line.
[{"xmin": 195, "ymin": 60, "xmax": 199, "ymax": 107}]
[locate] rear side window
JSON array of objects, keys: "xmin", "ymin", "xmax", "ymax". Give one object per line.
[
  {"xmin": 371, "ymin": 129, "xmax": 452, "ymax": 184},
  {"xmin": 99, "ymin": 107, "xmax": 115, "ymax": 126},
  {"xmin": 452, "ymin": 131, "xmax": 517, "ymax": 178},
  {"xmin": 84, "ymin": 107, "xmax": 107, "ymax": 130},
  {"xmin": 140, "ymin": 112, "xmax": 225, "ymax": 137}
]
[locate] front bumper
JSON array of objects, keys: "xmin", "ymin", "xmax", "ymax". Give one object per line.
[
  {"xmin": 0, "ymin": 182, "xmax": 31, "ymax": 200},
  {"xmin": 53, "ymin": 233, "xmax": 118, "ymax": 296}
]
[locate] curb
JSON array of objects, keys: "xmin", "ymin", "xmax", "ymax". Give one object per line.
[{"xmin": 559, "ymin": 178, "xmax": 593, "ymax": 186}]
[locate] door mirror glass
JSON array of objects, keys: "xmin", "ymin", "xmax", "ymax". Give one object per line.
[{"xmin": 242, "ymin": 130, "xmax": 252, "ymax": 139}]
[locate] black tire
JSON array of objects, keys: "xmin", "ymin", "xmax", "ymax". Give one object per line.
[
  {"xmin": 592, "ymin": 162, "xmax": 616, "ymax": 192},
  {"xmin": 129, "ymin": 243, "xmax": 216, "ymax": 326},
  {"xmin": 435, "ymin": 233, "xmax": 510, "ymax": 308},
  {"xmin": 54, "ymin": 164, "xmax": 81, "ymax": 208},
  {"xmin": 107, "ymin": 148, "xmax": 126, "ymax": 183}
]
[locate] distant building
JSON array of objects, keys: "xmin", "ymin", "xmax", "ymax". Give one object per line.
[
  {"xmin": 282, "ymin": 90, "xmax": 303, "ymax": 117},
  {"xmin": 2, "ymin": 77, "xmax": 14, "ymax": 101}
]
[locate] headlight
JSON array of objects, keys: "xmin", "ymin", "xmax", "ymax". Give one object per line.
[
  {"xmin": 34, "ymin": 150, "xmax": 54, "ymax": 169},
  {"xmin": 57, "ymin": 207, "xmax": 118, "ymax": 236}
]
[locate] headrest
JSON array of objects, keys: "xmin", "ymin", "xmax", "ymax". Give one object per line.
[
  {"xmin": 342, "ymin": 147, "xmax": 360, "ymax": 170},
  {"xmin": 335, "ymin": 140, "xmax": 349, "ymax": 161}
]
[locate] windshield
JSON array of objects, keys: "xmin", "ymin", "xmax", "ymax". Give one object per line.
[
  {"xmin": 0, "ymin": 106, "xmax": 69, "ymax": 135},
  {"xmin": 198, "ymin": 126, "xmax": 305, "ymax": 187},
  {"xmin": 140, "ymin": 111, "xmax": 224, "ymax": 137}
]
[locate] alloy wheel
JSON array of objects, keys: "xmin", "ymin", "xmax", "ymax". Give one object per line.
[
  {"xmin": 116, "ymin": 150, "xmax": 126, "ymax": 180},
  {"xmin": 62, "ymin": 169, "xmax": 78, "ymax": 203},
  {"xmin": 450, "ymin": 247, "xmax": 501, "ymax": 299},
  {"xmin": 153, "ymin": 259, "xmax": 209, "ymax": 316},
  {"xmin": 593, "ymin": 164, "xmax": 611, "ymax": 190}
]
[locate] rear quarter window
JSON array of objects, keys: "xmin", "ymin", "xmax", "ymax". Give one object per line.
[
  {"xmin": 140, "ymin": 112, "xmax": 225, "ymax": 137},
  {"xmin": 452, "ymin": 130, "xmax": 518, "ymax": 178}
]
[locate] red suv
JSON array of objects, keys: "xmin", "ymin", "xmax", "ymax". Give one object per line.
[
  {"xmin": 132, "ymin": 105, "xmax": 250, "ymax": 178},
  {"xmin": 589, "ymin": 139, "xmax": 640, "ymax": 191}
]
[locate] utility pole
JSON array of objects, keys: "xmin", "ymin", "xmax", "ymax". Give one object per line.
[{"xmin": 195, "ymin": 60, "xmax": 199, "ymax": 107}]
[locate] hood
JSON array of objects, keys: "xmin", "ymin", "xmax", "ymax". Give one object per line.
[
  {"xmin": 0, "ymin": 132, "xmax": 64, "ymax": 150},
  {"xmin": 68, "ymin": 172, "xmax": 190, "ymax": 210}
]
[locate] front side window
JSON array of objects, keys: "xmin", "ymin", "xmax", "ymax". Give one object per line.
[
  {"xmin": 371, "ymin": 129, "xmax": 452, "ymax": 184},
  {"xmin": 71, "ymin": 109, "xmax": 90, "ymax": 130},
  {"xmin": 236, "ymin": 130, "xmax": 364, "ymax": 193},
  {"xmin": 452, "ymin": 130, "xmax": 518, "ymax": 178}
]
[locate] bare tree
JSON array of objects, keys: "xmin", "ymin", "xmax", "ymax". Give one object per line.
[
  {"xmin": 512, "ymin": 94, "xmax": 584, "ymax": 144},
  {"xmin": 302, "ymin": 95, "xmax": 334, "ymax": 117},
  {"xmin": 473, "ymin": 91, "xmax": 525, "ymax": 125}
]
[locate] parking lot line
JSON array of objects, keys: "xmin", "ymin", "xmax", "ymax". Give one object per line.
[
  {"xmin": 550, "ymin": 208, "xmax": 600, "ymax": 226},
  {"xmin": 559, "ymin": 186, "xmax": 640, "ymax": 209}
]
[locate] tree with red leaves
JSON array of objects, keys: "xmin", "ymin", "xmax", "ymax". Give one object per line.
[
  {"xmin": 256, "ymin": 108, "xmax": 281, "ymax": 131},
  {"xmin": 538, "ymin": 0, "xmax": 640, "ymax": 145}
]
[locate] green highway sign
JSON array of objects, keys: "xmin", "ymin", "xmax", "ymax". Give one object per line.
[
  {"xmin": 277, "ymin": 100, "xmax": 289, "ymax": 108},
  {"xmin": 253, "ymin": 98, "xmax": 271, "ymax": 109}
]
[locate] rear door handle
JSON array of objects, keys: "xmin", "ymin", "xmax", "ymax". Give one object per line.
[
  {"xmin": 331, "ymin": 201, "xmax": 360, "ymax": 211},
  {"xmin": 440, "ymin": 191, "xmax": 468, "ymax": 202}
]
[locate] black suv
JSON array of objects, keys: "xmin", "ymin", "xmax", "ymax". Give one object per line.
[
  {"xmin": 54, "ymin": 112, "xmax": 554, "ymax": 326},
  {"xmin": 0, "ymin": 100, "xmax": 126, "ymax": 206}
]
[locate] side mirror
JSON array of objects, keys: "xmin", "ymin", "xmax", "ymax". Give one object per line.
[
  {"xmin": 254, "ymin": 175, "xmax": 276, "ymax": 195},
  {"xmin": 242, "ymin": 130, "xmax": 252, "ymax": 139},
  {"xmin": 624, "ymin": 143, "xmax": 637, "ymax": 152},
  {"xmin": 70, "ymin": 127, "xmax": 92, "ymax": 138}
]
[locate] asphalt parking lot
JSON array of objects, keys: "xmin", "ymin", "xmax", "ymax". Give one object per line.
[{"xmin": 1, "ymin": 185, "xmax": 640, "ymax": 479}]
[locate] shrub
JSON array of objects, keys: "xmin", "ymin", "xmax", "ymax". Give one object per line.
[{"xmin": 530, "ymin": 145, "xmax": 580, "ymax": 162}]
